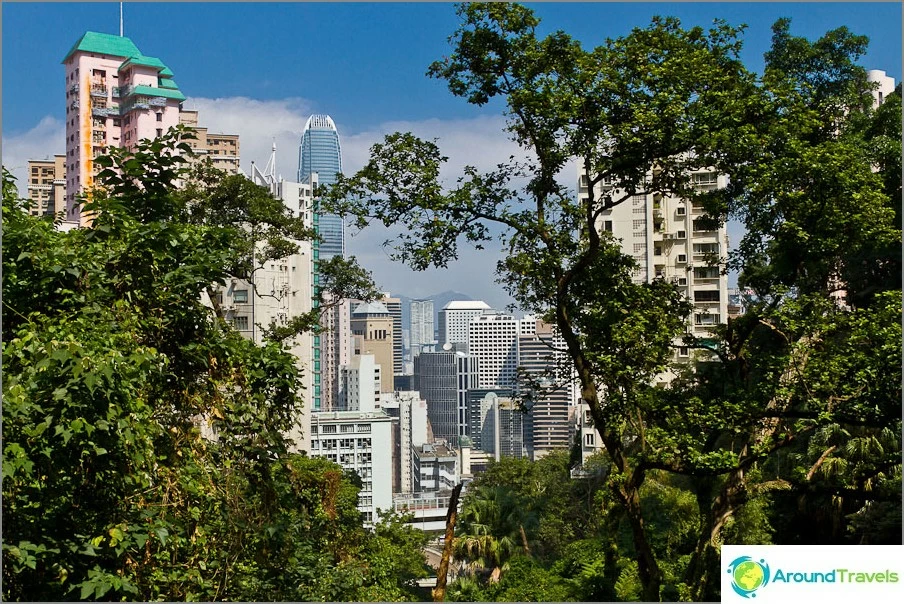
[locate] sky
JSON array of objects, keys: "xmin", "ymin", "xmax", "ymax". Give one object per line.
[{"xmin": 3, "ymin": 2, "xmax": 902, "ymax": 311}]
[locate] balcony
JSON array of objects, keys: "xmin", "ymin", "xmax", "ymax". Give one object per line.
[
  {"xmin": 112, "ymin": 86, "xmax": 122, "ymax": 97},
  {"xmin": 91, "ymin": 106, "xmax": 120, "ymax": 117},
  {"xmin": 90, "ymin": 84, "xmax": 108, "ymax": 97},
  {"xmin": 69, "ymin": 84, "xmax": 79, "ymax": 95},
  {"xmin": 149, "ymin": 97, "xmax": 167, "ymax": 107}
]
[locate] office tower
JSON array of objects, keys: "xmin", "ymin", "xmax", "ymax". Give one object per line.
[
  {"xmin": 309, "ymin": 410, "xmax": 393, "ymax": 525},
  {"xmin": 579, "ymin": 167, "xmax": 729, "ymax": 356},
  {"xmin": 437, "ymin": 300, "xmax": 491, "ymax": 351},
  {"xmin": 380, "ymin": 294, "xmax": 404, "ymax": 379},
  {"xmin": 380, "ymin": 391, "xmax": 428, "ymax": 494},
  {"xmin": 409, "ymin": 299, "xmax": 435, "ymax": 358},
  {"xmin": 413, "ymin": 350, "xmax": 478, "ymax": 441},
  {"xmin": 63, "ymin": 32, "xmax": 186, "ymax": 226},
  {"xmin": 25, "ymin": 156, "xmax": 66, "ymax": 217},
  {"xmin": 350, "ymin": 301, "xmax": 395, "ymax": 394},
  {"xmin": 297, "ymin": 114, "xmax": 344, "ymax": 259},
  {"xmin": 177, "ymin": 110, "xmax": 241, "ymax": 174},
  {"xmin": 468, "ymin": 390, "xmax": 526, "ymax": 460},
  {"xmin": 518, "ymin": 320, "xmax": 576, "ymax": 459},
  {"xmin": 467, "ymin": 312, "xmax": 521, "ymax": 389}
]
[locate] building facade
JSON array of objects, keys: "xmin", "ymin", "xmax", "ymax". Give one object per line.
[
  {"xmin": 350, "ymin": 301, "xmax": 395, "ymax": 394},
  {"xmin": 468, "ymin": 312, "xmax": 521, "ymax": 389},
  {"xmin": 413, "ymin": 350, "xmax": 478, "ymax": 441},
  {"xmin": 579, "ymin": 166, "xmax": 730, "ymax": 359},
  {"xmin": 409, "ymin": 299, "xmax": 435, "ymax": 358},
  {"xmin": 177, "ymin": 109, "xmax": 241, "ymax": 174},
  {"xmin": 381, "ymin": 293, "xmax": 404, "ymax": 379},
  {"xmin": 25, "ymin": 156, "xmax": 66, "ymax": 217},
  {"xmin": 437, "ymin": 300, "xmax": 491, "ymax": 351},
  {"xmin": 468, "ymin": 389, "xmax": 526, "ymax": 460},
  {"xmin": 518, "ymin": 320, "xmax": 577, "ymax": 459},
  {"xmin": 380, "ymin": 390, "xmax": 429, "ymax": 495}
]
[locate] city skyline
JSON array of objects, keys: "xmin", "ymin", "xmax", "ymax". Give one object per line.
[{"xmin": 3, "ymin": 2, "xmax": 901, "ymax": 309}]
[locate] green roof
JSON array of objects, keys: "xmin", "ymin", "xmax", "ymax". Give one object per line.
[
  {"xmin": 159, "ymin": 78, "xmax": 180, "ymax": 90},
  {"xmin": 129, "ymin": 85, "xmax": 186, "ymax": 102},
  {"xmin": 63, "ymin": 31, "xmax": 141, "ymax": 63},
  {"xmin": 160, "ymin": 66, "xmax": 174, "ymax": 77},
  {"xmin": 120, "ymin": 54, "xmax": 168, "ymax": 72}
]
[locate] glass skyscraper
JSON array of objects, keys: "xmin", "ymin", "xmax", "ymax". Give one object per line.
[{"xmin": 297, "ymin": 114, "xmax": 345, "ymax": 259}]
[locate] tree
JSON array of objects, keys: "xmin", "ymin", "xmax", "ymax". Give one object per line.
[
  {"xmin": 324, "ymin": 4, "xmax": 900, "ymax": 600},
  {"xmin": 1, "ymin": 131, "xmax": 424, "ymax": 601}
]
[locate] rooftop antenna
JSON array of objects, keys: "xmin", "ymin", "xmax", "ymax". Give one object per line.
[{"xmin": 119, "ymin": 2, "xmax": 123, "ymax": 37}]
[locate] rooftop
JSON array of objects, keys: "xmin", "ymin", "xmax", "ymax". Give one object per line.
[
  {"xmin": 442, "ymin": 300, "xmax": 491, "ymax": 311},
  {"xmin": 63, "ymin": 31, "xmax": 140, "ymax": 63},
  {"xmin": 352, "ymin": 301, "xmax": 390, "ymax": 316}
]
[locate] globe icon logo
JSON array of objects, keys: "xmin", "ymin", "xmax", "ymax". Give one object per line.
[{"xmin": 727, "ymin": 556, "xmax": 770, "ymax": 598}]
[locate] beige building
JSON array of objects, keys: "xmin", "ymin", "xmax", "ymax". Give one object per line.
[
  {"xmin": 350, "ymin": 301, "xmax": 396, "ymax": 394},
  {"xmin": 178, "ymin": 110, "xmax": 241, "ymax": 174},
  {"xmin": 26, "ymin": 156, "xmax": 66, "ymax": 216}
]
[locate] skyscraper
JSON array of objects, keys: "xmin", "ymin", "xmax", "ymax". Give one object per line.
[
  {"xmin": 413, "ymin": 350, "xmax": 478, "ymax": 441},
  {"xmin": 297, "ymin": 114, "xmax": 345, "ymax": 259},
  {"xmin": 437, "ymin": 300, "xmax": 491, "ymax": 352}
]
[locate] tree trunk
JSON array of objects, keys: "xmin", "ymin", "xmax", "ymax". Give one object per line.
[{"xmin": 432, "ymin": 482, "xmax": 463, "ymax": 602}]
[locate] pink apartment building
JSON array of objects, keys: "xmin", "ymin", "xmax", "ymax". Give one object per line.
[{"xmin": 62, "ymin": 32, "xmax": 185, "ymax": 225}]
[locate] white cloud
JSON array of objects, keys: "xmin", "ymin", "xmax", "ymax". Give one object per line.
[
  {"xmin": 2, "ymin": 116, "xmax": 66, "ymax": 197},
  {"xmin": 2, "ymin": 98, "xmax": 579, "ymax": 311}
]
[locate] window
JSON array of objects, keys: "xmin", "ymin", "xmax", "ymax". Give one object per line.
[
  {"xmin": 676, "ymin": 206, "xmax": 686, "ymax": 216},
  {"xmin": 156, "ymin": 113, "xmax": 163, "ymax": 122},
  {"xmin": 233, "ymin": 289, "xmax": 249, "ymax": 303},
  {"xmin": 694, "ymin": 290, "xmax": 720, "ymax": 302},
  {"xmin": 677, "ymin": 254, "xmax": 687, "ymax": 263},
  {"xmin": 679, "ymin": 346, "xmax": 689, "ymax": 357},
  {"xmin": 603, "ymin": 220, "xmax": 613, "ymax": 232},
  {"xmin": 233, "ymin": 315, "xmax": 249, "ymax": 330},
  {"xmin": 156, "ymin": 128, "xmax": 162, "ymax": 137},
  {"xmin": 677, "ymin": 230, "xmax": 686, "ymax": 239},
  {"xmin": 585, "ymin": 432, "xmax": 595, "ymax": 446},
  {"xmin": 654, "ymin": 245, "xmax": 662, "ymax": 256},
  {"xmin": 695, "ymin": 313, "xmax": 719, "ymax": 326}
]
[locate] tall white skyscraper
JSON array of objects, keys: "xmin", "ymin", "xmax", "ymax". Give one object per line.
[
  {"xmin": 467, "ymin": 312, "xmax": 522, "ymax": 389},
  {"xmin": 438, "ymin": 300, "xmax": 491, "ymax": 351}
]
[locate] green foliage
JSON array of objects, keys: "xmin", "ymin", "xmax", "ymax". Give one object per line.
[{"xmin": 1, "ymin": 132, "xmax": 425, "ymax": 602}]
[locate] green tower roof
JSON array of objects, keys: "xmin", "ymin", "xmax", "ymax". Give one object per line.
[
  {"xmin": 120, "ymin": 54, "xmax": 169, "ymax": 72},
  {"xmin": 62, "ymin": 31, "xmax": 141, "ymax": 63}
]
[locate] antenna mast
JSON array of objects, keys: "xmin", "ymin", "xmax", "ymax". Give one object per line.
[{"xmin": 120, "ymin": 3, "xmax": 123, "ymax": 37}]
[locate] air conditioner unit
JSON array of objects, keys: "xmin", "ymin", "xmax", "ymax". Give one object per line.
[
  {"xmin": 663, "ymin": 233, "xmax": 675, "ymax": 240},
  {"xmin": 677, "ymin": 254, "xmax": 688, "ymax": 263}
]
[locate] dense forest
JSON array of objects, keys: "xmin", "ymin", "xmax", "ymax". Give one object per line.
[{"xmin": 3, "ymin": 3, "xmax": 900, "ymax": 602}]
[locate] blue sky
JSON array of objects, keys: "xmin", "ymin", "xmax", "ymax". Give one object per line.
[{"xmin": 3, "ymin": 2, "xmax": 901, "ymax": 308}]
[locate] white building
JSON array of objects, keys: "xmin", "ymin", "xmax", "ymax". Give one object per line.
[
  {"xmin": 467, "ymin": 312, "xmax": 523, "ymax": 389},
  {"xmin": 437, "ymin": 300, "xmax": 491, "ymax": 351},
  {"xmin": 339, "ymin": 354, "xmax": 381, "ymax": 412},
  {"xmin": 867, "ymin": 69, "xmax": 896, "ymax": 108},
  {"xmin": 380, "ymin": 390, "xmax": 428, "ymax": 495},
  {"xmin": 309, "ymin": 410, "xmax": 393, "ymax": 525},
  {"xmin": 579, "ymin": 166, "xmax": 729, "ymax": 359}
]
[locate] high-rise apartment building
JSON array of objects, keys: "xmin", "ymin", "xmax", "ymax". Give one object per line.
[
  {"xmin": 320, "ymin": 295, "xmax": 354, "ymax": 411},
  {"xmin": 579, "ymin": 167, "xmax": 729, "ymax": 356},
  {"xmin": 867, "ymin": 69, "xmax": 896, "ymax": 108},
  {"xmin": 297, "ymin": 114, "xmax": 344, "ymax": 259},
  {"xmin": 25, "ymin": 156, "xmax": 66, "ymax": 217},
  {"xmin": 380, "ymin": 390, "xmax": 429, "ymax": 495},
  {"xmin": 437, "ymin": 300, "xmax": 491, "ymax": 352},
  {"xmin": 177, "ymin": 110, "xmax": 241, "ymax": 174},
  {"xmin": 468, "ymin": 390, "xmax": 526, "ymax": 460},
  {"xmin": 63, "ymin": 32, "xmax": 185, "ymax": 226},
  {"xmin": 350, "ymin": 301, "xmax": 395, "ymax": 394},
  {"xmin": 410, "ymin": 299, "xmax": 435, "ymax": 358},
  {"xmin": 413, "ymin": 350, "xmax": 478, "ymax": 442},
  {"xmin": 339, "ymin": 354, "xmax": 381, "ymax": 412}
]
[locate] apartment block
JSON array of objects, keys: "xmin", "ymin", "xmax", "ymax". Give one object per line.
[
  {"xmin": 409, "ymin": 299, "xmax": 435, "ymax": 358},
  {"xmin": 25, "ymin": 156, "xmax": 66, "ymax": 216},
  {"xmin": 63, "ymin": 32, "xmax": 185, "ymax": 226},
  {"xmin": 350, "ymin": 301, "xmax": 395, "ymax": 394},
  {"xmin": 177, "ymin": 110, "xmax": 241, "ymax": 174},
  {"xmin": 437, "ymin": 300, "xmax": 491, "ymax": 351},
  {"xmin": 467, "ymin": 312, "xmax": 522, "ymax": 389}
]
